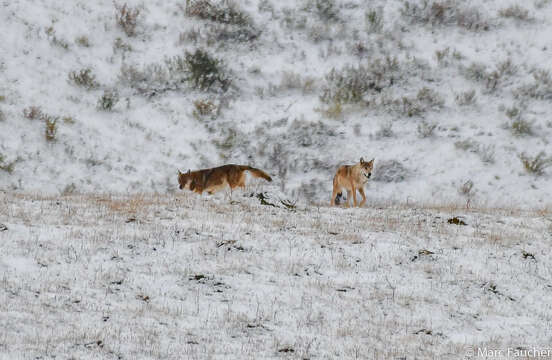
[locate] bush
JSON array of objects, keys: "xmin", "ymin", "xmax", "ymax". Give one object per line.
[
  {"xmin": 396, "ymin": 87, "xmax": 444, "ymax": 117},
  {"xmin": 286, "ymin": 118, "xmax": 337, "ymax": 148},
  {"xmin": 318, "ymin": 100, "xmax": 343, "ymax": 120},
  {"xmin": 185, "ymin": 0, "xmax": 252, "ymax": 27},
  {"xmin": 193, "ymin": 99, "xmax": 218, "ymax": 119},
  {"xmin": 461, "ymin": 61, "xmax": 516, "ymax": 92},
  {"xmin": 114, "ymin": 2, "xmax": 141, "ymax": 37},
  {"xmin": 119, "ymin": 50, "xmax": 231, "ymax": 95},
  {"xmin": 23, "ymin": 106, "xmax": 43, "ymax": 120},
  {"xmin": 63, "ymin": 116, "xmax": 76, "ymax": 124},
  {"xmin": 499, "ymin": 5, "xmax": 530, "ymax": 21},
  {"xmin": 478, "ymin": 144, "xmax": 495, "ymax": 164},
  {"xmin": 497, "ymin": 59, "xmax": 518, "ymax": 77},
  {"xmin": 280, "ymin": 71, "xmax": 316, "ymax": 94},
  {"xmin": 44, "ymin": 115, "xmax": 58, "ymax": 142},
  {"xmin": 416, "ymin": 87, "xmax": 444, "ymax": 108},
  {"xmin": 372, "ymin": 160, "xmax": 409, "ymax": 183},
  {"xmin": 320, "ymin": 57, "xmax": 399, "ymax": 105},
  {"xmin": 306, "ymin": 24, "xmax": 333, "ymax": 43},
  {"xmin": 281, "ymin": 8, "xmax": 308, "ymax": 31},
  {"xmin": 114, "ymin": 37, "xmax": 132, "ymax": 52},
  {"xmin": 365, "ymin": 8, "xmax": 384, "ymax": 33},
  {"xmin": 510, "ymin": 118, "xmax": 534, "ymax": 137},
  {"xmin": 205, "ymin": 23, "xmax": 260, "ymax": 43},
  {"xmin": 454, "ymin": 139, "xmax": 495, "ymax": 164},
  {"xmin": 97, "ymin": 90, "xmax": 120, "ymax": 111},
  {"xmin": 75, "ymin": 35, "xmax": 91, "ymax": 47},
  {"xmin": 463, "ymin": 62, "xmax": 488, "ymax": 82},
  {"xmin": 184, "ymin": 49, "xmax": 231, "ymax": 91},
  {"xmin": 519, "ymin": 152, "xmax": 552, "ymax": 175},
  {"xmin": 183, "ymin": 0, "xmax": 260, "ymax": 44},
  {"xmin": 304, "ymin": 0, "xmax": 340, "ymax": 22},
  {"xmin": 45, "ymin": 26, "xmax": 69, "ymax": 50},
  {"xmin": 455, "ymin": 89, "xmax": 476, "ymax": 106},
  {"xmin": 515, "ymin": 69, "xmax": 552, "ymax": 100},
  {"xmin": 0, "ymin": 153, "xmax": 16, "ymax": 173},
  {"xmin": 401, "ymin": 0, "xmax": 489, "ymax": 31},
  {"xmin": 417, "ymin": 120, "xmax": 437, "ymax": 138},
  {"xmin": 454, "ymin": 139, "xmax": 477, "ymax": 151},
  {"xmin": 68, "ymin": 68, "xmax": 99, "ymax": 90}
]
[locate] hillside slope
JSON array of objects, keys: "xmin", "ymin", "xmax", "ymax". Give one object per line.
[{"xmin": 1, "ymin": 0, "xmax": 552, "ymax": 206}]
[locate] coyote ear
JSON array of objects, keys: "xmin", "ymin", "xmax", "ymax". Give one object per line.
[
  {"xmin": 369, "ymin": 158, "xmax": 374, "ymax": 164},
  {"xmin": 360, "ymin": 157, "xmax": 364, "ymax": 163},
  {"xmin": 178, "ymin": 170, "xmax": 182, "ymax": 175}
]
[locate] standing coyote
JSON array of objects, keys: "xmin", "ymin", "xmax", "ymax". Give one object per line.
[
  {"xmin": 178, "ymin": 164, "xmax": 272, "ymax": 195},
  {"xmin": 331, "ymin": 157, "xmax": 374, "ymax": 207}
]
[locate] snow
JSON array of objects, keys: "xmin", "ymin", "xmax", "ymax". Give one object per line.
[
  {"xmin": 1, "ymin": 0, "xmax": 552, "ymax": 357},
  {"xmin": 0, "ymin": 0, "xmax": 551, "ymax": 206},
  {"xmin": 1, "ymin": 192, "xmax": 551, "ymax": 358}
]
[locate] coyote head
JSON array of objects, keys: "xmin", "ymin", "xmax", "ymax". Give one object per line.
[
  {"xmin": 178, "ymin": 169, "xmax": 194, "ymax": 190},
  {"xmin": 359, "ymin": 157, "xmax": 374, "ymax": 179}
]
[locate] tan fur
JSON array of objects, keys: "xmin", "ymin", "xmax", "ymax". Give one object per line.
[
  {"xmin": 331, "ymin": 157, "xmax": 374, "ymax": 207},
  {"xmin": 178, "ymin": 164, "xmax": 272, "ymax": 195}
]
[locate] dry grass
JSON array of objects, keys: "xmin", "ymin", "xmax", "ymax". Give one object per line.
[{"xmin": 0, "ymin": 191, "xmax": 550, "ymax": 359}]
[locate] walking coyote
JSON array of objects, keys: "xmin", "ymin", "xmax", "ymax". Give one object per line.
[
  {"xmin": 331, "ymin": 157, "xmax": 374, "ymax": 207},
  {"xmin": 178, "ymin": 164, "xmax": 272, "ymax": 195}
]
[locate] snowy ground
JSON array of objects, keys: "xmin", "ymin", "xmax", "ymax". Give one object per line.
[
  {"xmin": 1, "ymin": 0, "xmax": 552, "ymax": 358},
  {"xmin": 1, "ymin": 0, "xmax": 552, "ymax": 206},
  {"xmin": 1, "ymin": 191, "xmax": 551, "ymax": 359}
]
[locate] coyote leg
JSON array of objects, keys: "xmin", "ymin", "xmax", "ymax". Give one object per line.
[
  {"xmin": 331, "ymin": 185, "xmax": 339, "ymax": 206},
  {"xmin": 359, "ymin": 187, "xmax": 366, "ymax": 207},
  {"xmin": 346, "ymin": 190, "xmax": 352, "ymax": 208}
]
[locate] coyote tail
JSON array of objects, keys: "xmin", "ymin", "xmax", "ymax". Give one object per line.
[{"xmin": 244, "ymin": 166, "xmax": 272, "ymax": 182}]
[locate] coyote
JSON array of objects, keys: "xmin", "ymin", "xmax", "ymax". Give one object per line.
[
  {"xmin": 178, "ymin": 164, "xmax": 272, "ymax": 195},
  {"xmin": 331, "ymin": 157, "xmax": 374, "ymax": 207}
]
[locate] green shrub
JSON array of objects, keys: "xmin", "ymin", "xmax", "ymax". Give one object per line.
[
  {"xmin": 417, "ymin": 120, "xmax": 437, "ymax": 138},
  {"xmin": 184, "ymin": 49, "xmax": 231, "ymax": 91},
  {"xmin": 97, "ymin": 90, "xmax": 120, "ymax": 111},
  {"xmin": 119, "ymin": 50, "xmax": 231, "ymax": 95},
  {"xmin": 510, "ymin": 118, "xmax": 533, "ymax": 137},
  {"xmin": 0, "ymin": 154, "xmax": 16, "ymax": 173},
  {"xmin": 396, "ymin": 87, "xmax": 444, "ymax": 117},
  {"xmin": 365, "ymin": 8, "xmax": 384, "ymax": 33},
  {"xmin": 304, "ymin": 0, "xmax": 340, "ymax": 22},
  {"xmin": 68, "ymin": 68, "xmax": 99, "ymax": 90},
  {"xmin": 401, "ymin": 0, "xmax": 489, "ymax": 31},
  {"xmin": 320, "ymin": 57, "xmax": 399, "ymax": 105},
  {"xmin": 185, "ymin": 0, "xmax": 252, "ymax": 26},
  {"xmin": 520, "ymin": 152, "xmax": 552, "ymax": 175}
]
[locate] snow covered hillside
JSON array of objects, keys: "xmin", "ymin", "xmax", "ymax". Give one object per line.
[
  {"xmin": 1, "ymin": 192, "xmax": 551, "ymax": 359},
  {"xmin": 0, "ymin": 0, "xmax": 551, "ymax": 206}
]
